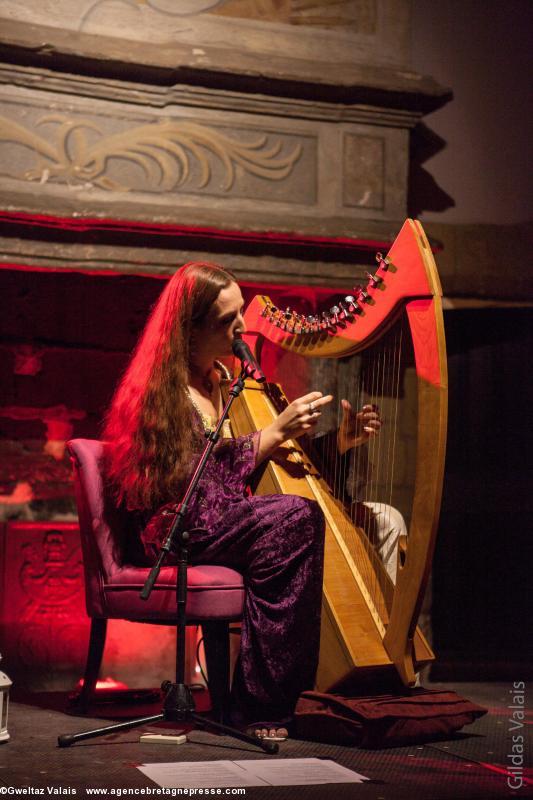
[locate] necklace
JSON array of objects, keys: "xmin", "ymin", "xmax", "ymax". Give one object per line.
[
  {"xmin": 187, "ymin": 361, "xmax": 232, "ymax": 438},
  {"xmin": 187, "ymin": 388, "xmax": 232, "ymax": 438}
]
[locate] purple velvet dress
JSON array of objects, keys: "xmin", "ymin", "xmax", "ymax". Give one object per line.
[{"xmin": 141, "ymin": 428, "xmax": 325, "ymax": 724}]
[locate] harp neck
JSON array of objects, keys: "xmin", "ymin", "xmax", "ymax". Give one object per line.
[{"xmin": 242, "ymin": 219, "xmax": 442, "ymax": 361}]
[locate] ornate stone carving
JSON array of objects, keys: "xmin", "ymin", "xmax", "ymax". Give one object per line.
[
  {"xmin": 0, "ymin": 524, "xmax": 87, "ymax": 677},
  {"xmin": 0, "ymin": 113, "xmax": 304, "ymax": 195}
]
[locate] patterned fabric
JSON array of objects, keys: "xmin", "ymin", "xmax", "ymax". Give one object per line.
[{"xmin": 140, "ymin": 417, "xmax": 325, "ymax": 724}]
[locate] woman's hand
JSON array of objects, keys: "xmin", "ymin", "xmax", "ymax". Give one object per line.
[
  {"xmin": 273, "ymin": 391, "xmax": 334, "ymax": 441},
  {"xmin": 257, "ymin": 391, "xmax": 333, "ymax": 464},
  {"xmin": 337, "ymin": 400, "xmax": 381, "ymax": 455}
]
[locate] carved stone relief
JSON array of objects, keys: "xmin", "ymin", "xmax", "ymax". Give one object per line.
[
  {"xmin": 0, "ymin": 522, "xmax": 179, "ymax": 689},
  {"xmin": 0, "ymin": 524, "xmax": 88, "ymax": 679},
  {"xmin": 0, "ymin": 83, "xmax": 412, "ymax": 230},
  {"xmin": 0, "ymin": 93, "xmax": 315, "ymax": 204}
]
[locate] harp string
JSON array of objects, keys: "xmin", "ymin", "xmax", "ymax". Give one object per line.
[
  {"xmin": 375, "ymin": 333, "xmax": 388, "ymax": 618},
  {"xmin": 346, "ymin": 353, "xmax": 363, "ymax": 579},
  {"xmin": 372, "ymin": 336, "xmax": 386, "ymax": 614},
  {"xmin": 389, "ymin": 326, "xmax": 404, "ymax": 584},
  {"xmin": 382, "ymin": 325, "xmax": 402, "ymax": 610},
  {"xmin": 380, "ymin": 324, "xmax": 403, "ymax": 611},
  {"xmin": 367, "ymin": 336, "xmax": 381, "ymax": 605},
  {"xmin": 332, "ymin": 360, "xmax": 341, "ymax": 504},
  {"xmin": 338, "ymin": 320, "xmax": 405, "ymax": 620},
  {"xmin": 302, "ymin": 318, "xmax": 405, "ymax": 619},
  {"xmin": 360, "ymin": 343, "xmax": 374, "ymax": 600},
  {"xmin": 349, "ymin": 351, "xmax": 368, "ymax": 586},
  {"xmin": 347, "ymin": 352, "xmax": 366, "ymax": 581},
  {"xmin": 376, "ymin": 326, "xmax": 391, "ymax": 616}
]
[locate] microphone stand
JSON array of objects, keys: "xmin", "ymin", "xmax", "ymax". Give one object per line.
[{"xmin": 58, "ymin": 369, "xmax": 278, "ymax": 754}]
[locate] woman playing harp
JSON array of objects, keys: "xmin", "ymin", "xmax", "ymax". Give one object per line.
[{"xmin": 102, "ymin": 261, "xmax": 399, "ymax": 739}]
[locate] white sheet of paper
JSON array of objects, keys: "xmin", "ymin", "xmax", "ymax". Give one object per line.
[
  {"xmin": 138, "ymin": 758, "xmax": 367, "ymax": 788},
  {"xmin": 137, "ymin": 760, "xmax": 264, "ymax": 789},
  {"xmin": 234, "ymin": 758, "xmax": 367, "ymax": 785}
]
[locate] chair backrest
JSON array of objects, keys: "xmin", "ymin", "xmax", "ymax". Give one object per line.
[{"xmin": 68, "ymin": 439, "xmax": 132, "ymax": 610}]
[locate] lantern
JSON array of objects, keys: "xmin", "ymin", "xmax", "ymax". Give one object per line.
[{"xmin": 0, "ymin": 654, "xmax": 12, "ymax": 743}]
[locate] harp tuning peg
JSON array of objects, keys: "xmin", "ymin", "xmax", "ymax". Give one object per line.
[
  {"xmin": 292, "ymin": 314, "xmax": 305, "ymax": 333},
  {"xmin": 321, "ymin": 311, "xmax": 337, "ymax": 331},
  {"xmin": 304, "ymin": 314, "xmax": 315, "ymax": 331},
  {"xmin": 342, "ymin": 295, "xmax": 356, "ymax": 313},
  {"xmin": 267, "ymin": 304, "xmax": 278, "ymax": 322},
  {"xmin": 354, "ymin": 284, "xmax": 370, "ymax": 303},
  {"xmin": 375, "ymin": 251, "xmax": 391, "ymax": 270},
  {"xmin": 365, "ymin": 270, "xmax": 383, "ymax": 288},
  {"xmin": 345, "ymin": 294, "xmax": 362, "ymax": 315},
  {"xmin": 337, "ymin": 300, "xmax": 352, "ymax": 321},
  {"xmin": 272, "ymin": 308, "xmax": 282, "ymax": 327}
]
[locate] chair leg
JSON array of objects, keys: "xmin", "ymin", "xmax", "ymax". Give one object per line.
[
  {"xmin": 201, "ymin": 621, "xmax": 231, "ymax": 723},
  {"xmin": 71, "ymin": 618, "xmax": 107, "ymax": 713}
]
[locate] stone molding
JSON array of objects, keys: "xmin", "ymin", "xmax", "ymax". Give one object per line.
[
  {"xmin": 0, "ymin": 63, "xmax": 422, "ymax": 128},
  {"xmin": 0, "ymin": 3, "xmax": 449, "ymax": 105},
  {"xmin": 0, "ymin": 83, "xmax": 408, "ymax": 232},
  {"xmin": 0, "ymin": 111, "xmax": 308, "ymax": 199},
  {"xmin": 0, "ymin": 12, "xmax": 449, "ymax": 113}
]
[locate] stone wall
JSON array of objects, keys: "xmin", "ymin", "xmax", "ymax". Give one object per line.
[
  {"xmin": 2, "ymin": 1, "xmax": 527, "ymax": 683},
  {"xmin": 0, "ymin": 0, "xmax": 446, "ymax": 259}
]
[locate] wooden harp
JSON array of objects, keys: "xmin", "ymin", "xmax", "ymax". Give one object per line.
[{"xmin": 230, "ymin": 219, "xmax": 448, "ymax": 689}]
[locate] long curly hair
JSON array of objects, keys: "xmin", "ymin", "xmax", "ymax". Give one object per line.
[{"xmin": 103, "ymin": 261, "xmax": 236, "ymax": 510}]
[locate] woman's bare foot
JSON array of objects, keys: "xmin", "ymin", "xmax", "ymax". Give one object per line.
[{"xmin": 247, "ymin": 724, "xmax": 289, "ymax": 742}]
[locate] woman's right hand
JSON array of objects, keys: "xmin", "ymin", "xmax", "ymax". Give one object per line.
[
  {"xmin": 272, "ymin": 391, "xmax": 334, "ymax": 441},
  {"xmin": 257, "ymin": 391, "xmax": 333, "ymax": 464}
]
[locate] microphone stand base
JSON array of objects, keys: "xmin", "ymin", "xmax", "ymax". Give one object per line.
[{"xmin": 57, "ymin": 679, "xmax": 279, "ymax": 754}]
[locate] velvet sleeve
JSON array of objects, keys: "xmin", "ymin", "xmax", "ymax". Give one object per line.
[
  {"xmin": 139, "ymin": 430, "xmax": 261, "ymax": 559},
  {"xmin": 212, "ymin": 430, "xmax": 261, "ymax": 494}
]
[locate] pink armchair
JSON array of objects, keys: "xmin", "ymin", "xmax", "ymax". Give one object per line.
[{"xmin": 67, "ymin": 439, "xmax": 244, "ymax": 718}]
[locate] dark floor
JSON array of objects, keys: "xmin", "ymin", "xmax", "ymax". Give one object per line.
[{"xmin": 0, "ymin": 682, "xmax": 531, "ymax": 799}]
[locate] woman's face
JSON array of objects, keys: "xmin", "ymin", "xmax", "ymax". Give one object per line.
[{"xmin": 192, "ymin": 281, "xmax": 246, "ymax": 362}]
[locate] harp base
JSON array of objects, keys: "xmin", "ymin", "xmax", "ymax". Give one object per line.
[
  {"xmin": 315, "ymin": 599, "xmax": 434, "ymax": 692},
  {"xmin": 321, "ymin": 664, "xmax": 417, "ymax": 696}
]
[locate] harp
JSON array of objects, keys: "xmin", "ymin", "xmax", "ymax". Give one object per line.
[{"xmin": 230, "ymin": 219, "xmax": 447, "ymax": 689}]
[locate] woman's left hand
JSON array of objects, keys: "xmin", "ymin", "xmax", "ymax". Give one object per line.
[{"xmin": 337, "ymin": 400, "xmax": 382, "ymax": 454}]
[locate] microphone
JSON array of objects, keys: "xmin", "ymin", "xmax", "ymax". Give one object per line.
[{"xmin": 232, "ymin": 338, "xmax": 266, "ymax": 383}]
